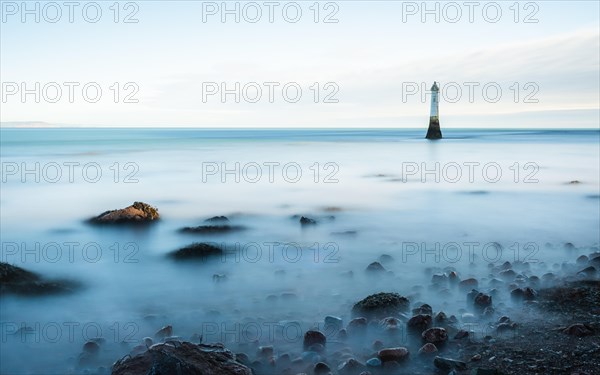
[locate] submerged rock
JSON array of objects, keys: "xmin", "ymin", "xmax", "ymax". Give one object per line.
[
  {"xmin": 168, "ymin": 243, "xmax": 223, "ymax": 261},
  {"xmin": 179, "ymin": 225, "xmax": 245, "ymax": 234},
  {"xmin": 204, "ymin": 216, "xmax": 230, "ymax": 223},
  {"xmin": 300, "ymin": 216, "xmax": 317, "ymax": 225},
  {"xmin": 365, "ymin": 262, "xmax": 386, "ymax": 273},
  {"xmin": 303, "ymin": 330, "xmax": 326, "ymax": 350},
  {"xmin": 90, "ymin": 202, "xmax": 159, "ymax": 224},
  {"xmin": 352, "ymin": 292, "xmax": 410, "ymax": 320},
  {"xmin": 0, "ymin": 262, "xmax": 78, "ymax": 296},
  {"xmin": 433, "ymin": 356, "xmax": 467, "ymax": 371},
  {"xmin": 111, "ymin": 342, "xmax": 252, "ymax": 375}
]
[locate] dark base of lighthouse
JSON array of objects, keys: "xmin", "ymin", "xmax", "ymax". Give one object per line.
[{"xmin": 426, "ymin": 119, "xmax": 442, "ymax": 140}]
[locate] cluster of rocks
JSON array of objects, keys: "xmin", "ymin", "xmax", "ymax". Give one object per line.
[{"xmin": 0, "ymin": 262, "xmax": 78, "ymax": 296}]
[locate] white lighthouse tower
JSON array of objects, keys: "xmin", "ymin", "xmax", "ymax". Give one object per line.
[{"xmin": 425, "ymin": 81, "xmax": 442, "ymax": 139}]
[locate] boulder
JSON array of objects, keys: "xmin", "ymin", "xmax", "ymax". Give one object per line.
[
  {"xmin": 0, "ymin": 262, "xmax": 78, "ymax": 296},
  {"xmin": 168, "ymin": 243, "xmax": 223, "ymax": 261},
  {"xmin": 352, "ymin": 292, "xmax": 410, "ymax": 320},
  {"xmin": 422, "ymin": 327, "xmax": 448, "ymax": 345},
  {"xmin": 90, "ymin": 202, "xmax": 159, "ymax": 224},
  {"xmin": 407, "ymin": 314, "xmax": 432, "ymax": 332},
  {"xmin": 377, "ymin": 347, "xmax": 409, "ymax": 363},
  {"xmin": 303, "ymin": 330, "xmax": 326, "ymax": 350},
  {"xmin": 111, "ymin": 342, "xmax": 252, "ymax": 375}
]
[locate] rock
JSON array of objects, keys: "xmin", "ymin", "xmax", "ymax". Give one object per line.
[
  {"xmin": 111, "ymin": 342, "xmax": 252, "ymax": 375},
  {"xmin": 324, "ymin": 316, "xmax": 343, "ymax": 330},
  {"xmin": 422, "ymin": 327, "xmax": 448, "ymax": 345},
  {"xmin": 510, "ymin": 287, "xmax": 537, "ymax": 302},
  {"xmin": 90, "ymin": 201, "xmax": 159, "ymax": 224},
  {"xmin": 313, "ymin": 362, "xmax": 331, "ymax": 374},
  {"xmin": 380, "ymin": 317, "xmax": 401, "ymax": 332},
  {"xmin": 412, "ymin": 304, "xmax": 433, "ymax": 315},
  {"xmin": 352, "ymin": 292, "xmax": 410, "ymax": 320},
  {"xmin": 361, "ymin": 358, "xmax": 378, "ymax": 369},
  {"xmin": 154, "ymin": 325, "xmax": 173, "ymax": 341},
  {"xmin": 499, "ymin": 269, "xmax": 517, "ymax": 281},
  {"xmin": 473, "ymin": 292, "xmax": 493, "ymax": 311},
  {"xmin": 377, "ymin": 347, "xmax": 409, "ymax": 363},
  {"xmin": 303, "ymin": 330, "xmax": 326, "ymax": 350},
  {"xmin": 459, "ymin": 278, "xmax": 479, "ymax": 290},
  {"xmin": 562, "ymin": 323, "xmax": 594, "ymax": 337},
  {"xmin": 168, "ymin": 243, "xmax": 223, "ymax": 261},
  {"xmin": 83, "ymin": 341, "xmax": 100, "ymax": 354},
  {"xmin": 0, "ymin": 262, "xmax": 78, "ymax": 296},
  {"xmin": 300, "ymin": 216, "xmax": 317, "ymax": 225},
  {"xmin": 257, "ymin": 346, "xmax": 273, "ymax": 358},
  {"xmin": 407, "ymin": 314, "xmax": 432, "ymax": 332},
  {"xmin": 204, "ymin": 216, "xmax": 229, "ymax": 223},
  {"xmin": 577, "ymin": 266, "xmax": 597, "ymax": 277},
  {"xmin": 418, "ymin": 343, "xmax": 438, "ymax": 355},
  {"xmin": 471, "ymin": 369, "xmax": 501, "ymax": 375},
  {"xmin": 366, "ymin": 262, "xmax": 386, "ymax": 273},
  {"xmin": 434, "ymin": 311, "xmax": 447, "ymax": 324},
  {"xmin": 454, "ymin": 330, "xmax": 469, "ymax": 339},
  {"xmin": 433, "ymin": 356, "xmax": 467, "ymax": 371},
  {"xmin": 347, "ymin": 317, "xmax": 368, "ymax": 335},
  {"xmin": 179, "ymin": 225, "xmax": 245, "ymax": 234},
  {"xmin": 337, "ymin": 359, "xmax": 366, "ymax": 375}
]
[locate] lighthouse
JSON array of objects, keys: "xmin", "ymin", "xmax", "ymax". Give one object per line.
[{"xmin": 425, "ymin": 81, "xmax": 442, "ymax": 139}]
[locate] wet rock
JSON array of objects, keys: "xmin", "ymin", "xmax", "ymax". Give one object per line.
[
  {"xmin": 180, "ymin": 225, "xmax": 245, "ymax": 234},
  {"xmin": 337, "ymin": 358, "xmax": 366, "ymax": 375},
  {"xmin": 366, "ymin": 357, "xmax": 381, "ymax": 367},
  {"xmin": 576, "ymin": 255, "xmax": 589, "ymax": 265},
  {"xmin": 380, "ymin": 317, "xmax": 402, "ymax": 332},
  {"xmin": 313, "ymin": 362, "xmax": 331, "ymax": 375},
  {"xmin": 204, "ymin": 216, "xmax": 229, "ymax": 223},
  {"xmin": 324, "ymin": 316, "xmax": 343, "ymax": 330},
  {"xmin": 412, "ymin": 303, "xmax": 433, "ymax": 315},
  {"xmin": 422, "ymin": 327, "xmax": 448, "ymax": 345},
  {"xmin": 303, "ymin": 330, "xmax": 326, "ymax": 350},
  {"xmin": 365, "ymin": 262, "xmax": 386, "ymax": 273},
  {"xmin": 300, "ymin": 216, "xmax": 317, "ymax": 225},
  {"xmin": 454, "ymin": 330, "xmax": 469, "ymax": 339},
  {"xmin": 562, "ymin": 323, "xmax": 594, "ymax": 337},
  {"xmin": 510, "ymin": 287, "xmax": 537, "ymax": 302},
  {"xmin": 346, "ymin": 317, "xmax": 367, "ymax": 335},
  {"xmin": 83, "ymin": 341, "xmax": 100, "ymax": 354},
  {"xmin": 499, "ymin": 269, "xmax": 517, "ymax": 281},
  {"xmin": 352, "ymin": 292, "xmax": 410, "ymax": 320},
  {"xmin": 111, "ymin": 342, "xmax": 252, "ymax": 375},
  {"xmin": 577, "ymin": 266, "xmax": 597, "ymax": 277},
  {"xmin": 257, "ymin": 345, "xmax": 273, "ymax": 358},
  {"xmin": 433, "ymin": 356, "xmax": 467, "ymax": 371},
  {"xmin": 168, "ymin": 243, "xmax": 223, "ymax": 261},
  {"xmin": 407, "ymin": 314, "xmax": 432, "ymax": 332},
  {"xmin": 496, "ymin": 322, "xmax": 517, "ymax": 334},
  {"xmin": 154, "ymin": 325, "xmax": 173, "ymax": 341},
  {"xmin": 418, "ymin": 343, "xmax": 438, "ymax": 355},
  {"xmin": 377, "ymin": 347, "xmax": 409, "ymax": 363},
  {"xmin": 90, "ymin": 201, "xmax": 159, "ymax": 224},
  {"xmin": 473, "ymin": 292, "xmax": 493, "ymax": 311},
  {"xmin": 459, "ymin": 278, "xmax": 479, "ymax": 290},
  {"xmin": 212, "ymin": 274, "xmax": 227, "ymax": 283},
  {"xmin": 434, "ymin": 311, "xmax": 447, "ymax": 324},
  {"xmin": 0, "ymin": 262, "xmax": 79, "ymax": 296}
]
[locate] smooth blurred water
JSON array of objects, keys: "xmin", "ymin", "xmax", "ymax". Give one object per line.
[{"xmin": 0, "ymin": 128, "xmax": 599, "ymax": 374}]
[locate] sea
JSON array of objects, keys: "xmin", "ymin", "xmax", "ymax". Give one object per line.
[{"xmin": 0, "ymin": 128, "xmax": 599, "ymax": 374}]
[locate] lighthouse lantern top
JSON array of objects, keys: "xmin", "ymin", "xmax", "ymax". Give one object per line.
[{"xmin": 431, "ymin": 81, "xmax": 439, "ymax": 91}]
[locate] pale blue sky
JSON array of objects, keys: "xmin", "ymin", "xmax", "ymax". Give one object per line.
[{"xmin": 1, "ymin": 1, "xmax": 599, "ymax": 127}]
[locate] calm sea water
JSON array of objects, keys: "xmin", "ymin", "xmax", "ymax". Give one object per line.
[{"xmin": 1, "ymin": 128, "xmax": 599, "ymax": 374}]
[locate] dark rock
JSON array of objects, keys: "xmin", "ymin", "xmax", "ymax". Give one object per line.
[
  {"xmin": 454, "ymin": 330, "xmax": 469, "ymax": 339},
  {"xmin": 471, "ymin": 369, "xmax": 501, "ymax": 375},
  {"xmin": 179, "ymin": 225, "xmax": 245, "ymax": 234},
  {"xmin": 168, "ymin": 243, "xmax": 223, "ymax": 261},
  {"xmin": 418, "ymin": 343, "xmax": 438, "ymax": 355},
  {"xmin": 433, "ymin": 356, "xmax": 467, "ymax": 371},
  {"xmin": 366, "ymin": 262, "xmax": 386, "ymax": 273},
  {"xmin": 577, "ymin": 266, "xmax": 597, "ymax": 277},
  {"xmin": 303, "ymin": 330, "xmax": 326, "ymax": 350},
  {"xmin": 422, "ymin": 327, "xmax": 448, "ymax": 345},
  {"xmin": 111, "ymin": 342, "xmax": 252, "ymax": 375},
  {"xmin": 347, "ymin": 318, "xmax": 368, "ymax": 335},
  {"xmin": 83, "ymin": 341, "xmax": 100, "ymax": 354},
  {"xmin": 352, "ymin": 292, "xmax": 410, "ymax": 320},
  {"xmin": 90, "ymin": 201, "xmax": 159, "ymax": 224},
  {"xmin": 459, "ymin": 278, "xmax": 479, "ymax": 290},
  {"xmin": 562, "ymin": 323, "xmax": 594, "ymax": 337},
  {"xmin": 380, "ymin": 317, "xmax": 402, "ymax": 332},
  {"xmin": 510, "ymin": 287, "xmax": 537, "ymax": 302},
  {"xmin": 154, "ymin": 325, "xmax": 173, "ymax": 341},
  {"xmin": 377, "ymin": 347, "xmax": 409, "ymax": 362},
  {"xmin": 378, "ymin": 254, "xmax": 394, "ymax": 264},
  {"xmin": 407, "ymin": 314, "xmax": 432, "ymax": 332},
  {"xmin": 473, "ymin": 292, "xmax": 493, "ymax": 311},
  {"xmin": 412, "ymin": 304, "xmax": 433, "ymax": 315},
  {"xmin": 204, "ymin": 216, "xmax": 229, "ymax": 223},
  {"xmin": 337, "ymin": 358, "xmax": 366, "ymax": 375},
  {"xmin": 314, "ymin": 362, "xmax": 331, "ymax": 375},
  {"xmin": 0, "ymin": 262, "xmax": 79, "ymax": 296},
  {"xmin": 300, "ymin": 216, "xmax": 317, "ymax": 225}
]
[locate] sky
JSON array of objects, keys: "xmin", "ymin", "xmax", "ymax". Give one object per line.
[{"xmin": 1, "ymin": 0, "xmax": 599, "ymax": 128}]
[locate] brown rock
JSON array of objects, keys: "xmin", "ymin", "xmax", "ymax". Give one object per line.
[
  {"xmin": 377, "ymin": 347, "xmax": 409, "ymax": 362},
  {"xmin": 91, "ymin": 201, "xmax": 159, "ymax": 224},
  {"xmin": 422, "ymin": 327, "xmax": 448, "ymax": 344}
]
